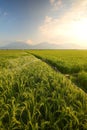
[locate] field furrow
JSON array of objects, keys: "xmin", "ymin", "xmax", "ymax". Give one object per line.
[
  {"xmin": 0, "ymin": 51, "xmax": 87, "ymax": 130},
  {"xmin": 30, "ymin": 50, "xmax": 87, "ymax": 92}
]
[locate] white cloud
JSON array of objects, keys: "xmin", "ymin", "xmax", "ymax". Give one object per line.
[
  {"xmin": 26, "ymin": 39, "xmax": 33, "ymax": 44},
  {"xmin": 53, "ymin": 0, "xmax": 62, "ymax": 10},
  {"xmin": 49, "ymin": 0, "xmax": 55, "ymax": 5},
  {"xmin": 49, "ymin": 0, "xmax": 62, "ymax": 10},
  {"xmin": 14, "ymin": 39, "xmax": 33, "ymax": 45},
  {"xmin": 44, "ymin": 16, "xmax": 52, "ymax": 23},
  {"xmin": 39, "ymin": 0, "xmax": 87, "ymax": 46}
]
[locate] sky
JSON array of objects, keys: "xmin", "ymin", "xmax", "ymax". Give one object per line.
[{"xmin": 0, "ymin": 0, "xmax": 87, "ymax": 48}]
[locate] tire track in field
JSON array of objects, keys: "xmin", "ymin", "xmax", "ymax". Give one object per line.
[
  {"xmin": 29, "ymin": 53, "xmax": 70, "ymax": 78},
  {"xmin": 31, "ymin": 54, "xmax": 84, "ymax": 89},
  {"xmin": 27, "ymin": 52, "xmax": 87, "ymax": 93},
  {"xmin": 29, "ymin": 53, "xmax": 59, "ymax": 72}
]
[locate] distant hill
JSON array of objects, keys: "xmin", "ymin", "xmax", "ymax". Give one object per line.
[{"xmin": 0, "ymin": 42, "xmax": 81, "ymax": 49}]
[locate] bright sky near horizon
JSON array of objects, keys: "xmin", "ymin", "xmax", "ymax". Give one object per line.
[{"xmin": 0, "ymin": 0, "xmax": 87, "ymax": 48}]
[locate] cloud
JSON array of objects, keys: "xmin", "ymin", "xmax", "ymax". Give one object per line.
[
  {"xmin": 49, "ymin": 0, "xmax": 55, "ymax": 5},
  {"xmin": 3, "ymin": 12, "xmax": 8, "ymax": 16},
  {"xmin": 39, "ymin": 0, "xmax": 87, "ymax": 46},
  {"xmin": 44, "ymin": 16, "xmax": 52, "ymax": 23},
  {"xmin": 49, "ymin": 0, "xmax": 63, "ymax": 10},
  {"xmin": 14, "ymin": 39, "xmax": 33, "ymax": 45},
  {"xmin": 26, "ymin": 39, "xmax": 33, "ymax": 44}
]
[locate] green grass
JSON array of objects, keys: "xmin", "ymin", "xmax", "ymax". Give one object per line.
[
  {"xmin": 30, "ymin": 50, "xmax": 87, "ymax": 92},
  {"xmin": 0, "ymin": 50, "xmax": 87, "ymax": 130},
  {"xmin": 30, "ymin": 50, "xmax": 87, "ymax": 73},
  {"xmin": 70, "ymin": 71, "xmax": 87, "ymax": 93}
]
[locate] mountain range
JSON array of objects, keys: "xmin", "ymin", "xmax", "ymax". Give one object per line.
[{"xmin": 0, "ymin": 42, "xmax": 82, "ymax": 49}]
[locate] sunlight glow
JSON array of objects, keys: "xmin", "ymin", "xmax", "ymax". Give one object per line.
[{"xmin": 72, "ymin": 19, "xmax": 87, "ymax": 41}]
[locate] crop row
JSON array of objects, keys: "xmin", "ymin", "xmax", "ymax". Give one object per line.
[
  {"xmin": 30, "ymin": 50, "xmax": 87, "ymax": 74},
  {"xmin": 30, "ymin": 50, "xmax": 87, "ymax": 92},
  {"xmin": 0, "ymin": 54, "xmax": 87, "ymax": 130}
]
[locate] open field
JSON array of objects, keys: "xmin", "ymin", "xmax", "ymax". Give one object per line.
[
  {"xmin": 0, "ymin": 50, "xmax": 87, "ymax": 130},
  {"xmin": 30, "ymin": 50, "xmax": 87, "ymax": 92}
]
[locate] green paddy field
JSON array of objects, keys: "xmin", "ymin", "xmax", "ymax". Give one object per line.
[{"xmin": 0, "ymin": 50, "xmax": 87, "ymax": 130}]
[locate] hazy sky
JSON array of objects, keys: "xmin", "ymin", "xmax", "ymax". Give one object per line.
[{"xmin": 0, "ymin": 0, "xmax": 87, "ymax": 47}]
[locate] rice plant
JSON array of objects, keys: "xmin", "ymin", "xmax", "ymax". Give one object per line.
[
  {"xmin": 30, "ymin": 50, "xmax": 87, "ymax": 92},
  {"xmin": 0, "ymin": 50, "xmax": 87, "ymax": 130}
]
